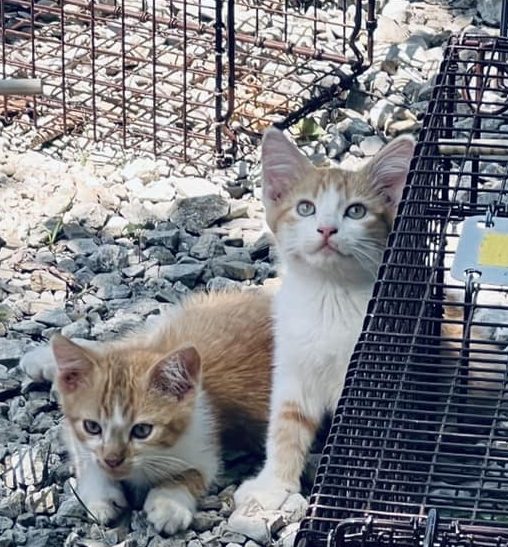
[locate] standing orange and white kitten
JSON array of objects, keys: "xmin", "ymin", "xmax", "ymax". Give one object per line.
[
  {"xmin": 235, "ymin": 128, "xmax": 415, "ymax": 509},
  {"xmin": 22, "ymin": 291, "xmax": 272, "ymax": 534}
]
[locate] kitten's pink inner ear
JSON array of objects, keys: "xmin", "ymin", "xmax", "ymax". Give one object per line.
[
  {"xmin": 369, "ymin": 136, "xmax": 416, "ymax": 208},
  {"xmin": 262, "ymin": 127, "xmax": 313, "ymax": 203},
  {"xmin": 51, "ymin": 334, "xmax": 94, "ymax": 392},
  {"xmin": 149, "ymin": 346, "xmax": 201, "ymax": 400}
]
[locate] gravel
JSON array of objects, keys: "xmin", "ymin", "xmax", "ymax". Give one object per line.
[{"xmin": 0, "ymin": 0, "xmax": 503, "ymax": 544}]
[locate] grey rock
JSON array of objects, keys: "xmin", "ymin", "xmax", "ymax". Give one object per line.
[
  {"xmin": 89, "ymin": 245, "xmax": 129, "ymax": 272},
  {"xmin": 224, "ymin": 247, "xmax": 252, "ymax": 262},
  {"xmin": 370, "ymin": 100, "xmax": 395, "ymax": 131},
  {"xmin": 326, "ymin": 134, "xmax": 349, "ymax": 158},
  {"xmin": 65, "ymin": 238, "xmax": 99, "ymax": 255},
  {"xmin": 172, "ymin": 176, "xmax": 220, "ymax": 198},
  {"xmin": 0, "ymin": 416, "xmax": 27, "ymax": 445},
  {"xmin": 372, "ymin": 70, "xmax": 392, "ymax": 96},
  {"xmin": 219, "ymin": 531, "xmax": 247, "ymax": 544},
  {"xmin": 123, "ymin": 264, "xmax": 146, "ymax": 278},
  {"xmin": 11, "ymin": 320, "xmax": 45, "ymax": 336},
  {"xmin": 199, "ymin": 495, "xmax": 223, "ymax": 512},
  {"xmin": 16, "ymin": 512, "xmax": 35, "ymax": 527},
  {"xmin": 74, "ymin": 266, "xmax": 96, "ymax": 286},
  {"xmin": 144, "ymin": 229, "xmax": 180, "ymax": 250},
  {"xmin": 159, "ymin": 263, "xmax": 205, "ymax": 288},
  {"xmin": 228, "ymin": 511, "xmax": 270, "ymax": 546},
  {"xmin": 91, "ymin": 271, "xmax": 122, "ymax": 288},
  {"xmin": 276, "ymin": 522, "xmax": 300, "ymax": 547},
  {"xmin": 30, "ymin": 270, "xmax": 67, "ymax": 292},
  {"xmin": 211, "ymin": 259, "xmax": 256, "ymax": 281},
  {"xmin": 0, "ymin": 492, "xmax": 25, "ymax": 519},
  {"xmin": 25, "ymin": 484, "xmax": 59, "ymax": 515},
  {"xmin": 30, "ymin": 412, "xmax": 58, "ymax": 433},
  {"xmin": 103, "ymin": 215, "xmax": 129, "ymax": 238},
  {"xmin": 24, "ymin": 527, "xmax": 68, "ymax": 547},
  {"xmin": 0, "ymin": 517, "xmax": 13, "ymax": 533},
  {"xmin": 56, "ymin": 257, "xmax": 77, "ymax": 273},
  {"xmin": 477, "ymin": 0, "xmax": 502, "ymax": 25},
  {"xmin": 122, "ymin": 158, "xmax": 160, "ymax": 182},
  {"xmin": 32, "ymin": 308, "xmax": 71, "ymax": 328},
  {"xmin": 145, "ymin": 246, "xmax": 176, "ymax": 265},
  {"xmin": 55, "ymin": 497, "xmax": 87, "ymax": 520},
  {"xmin": 4, "ymin": 443, "xmax": 49, "ymax": 488},
  {"xmin": 65, "ymin": 202, "xmax": 110, "ymax": 231},
  {"xmin": 0, "ymin": 339, "xmax": 30, "ymax": 367},
  {"xmin": 191, "ymin": 512, "xmax": 222, "ymax": 532},
  {"xmin": 190, "ymin": 234, "xmax": 224, "ymax": 260},
  {"xmin": 359, "ymin": 135, "xmax": 384, "ymax": 156},
  {"xmin": 336, "ymin": 117, "xmax": 373, "ymax": 140},
  {"xmin": 170, "ymin": 195, "xmax": 230, "ymax": 234},
  {"xmin": 96, "ymin": 281, "xmax": 131, "ymax": 299},
  {"xmin": 0, "ymin": 377, "xmax": 20, "ymax": 402},
  {"xmin": 61, "ymin": 318, "xmax": 90, "ymax": 338},
  {"xmin": 0, "ymin": 530, "xmax": 14, "ymax": 547},
  {"xmin": 138, "ymin": 178, "xmax": 176, "ymax": 202}
]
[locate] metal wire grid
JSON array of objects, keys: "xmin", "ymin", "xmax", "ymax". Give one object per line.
[
  {"xmin": 296, "ymin": 34, "xmax": 508, "ymax": 547},
  {"xmin": 0, "ymin": 0, "xmax": 375, "ymax": 166}
]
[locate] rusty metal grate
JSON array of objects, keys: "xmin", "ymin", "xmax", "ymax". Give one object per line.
[
  {"xmin": 296, "ymin": 33, "xmax": 508, "ymax": 547},
  {"xmin": 0, "ymin": 0, "xmax": 375, "ymax": 168}
]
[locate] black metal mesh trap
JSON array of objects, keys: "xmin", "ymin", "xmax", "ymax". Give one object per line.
[
  {"xmin": 0, "ymin": 0, "xmax": 375, "ymax": 167},
  {"xmin": 296, "ymin": 33, "xmax": 508, "ymax": 547}
]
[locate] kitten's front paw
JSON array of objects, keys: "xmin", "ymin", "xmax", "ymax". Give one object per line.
[
  {"xmin": 234, "ymin": 474, "xmax": 298, "ymax": 510},
  {"xmin": 87, "ymin": 497, "xmax": 125, "ymax": 525},
  {"xmin": 144, "ymin": 493, "xmax": 193, "ymax": 535}
]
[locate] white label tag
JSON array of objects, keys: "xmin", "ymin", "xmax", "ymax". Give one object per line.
[{"xmin": 451, "ymin": 216, "xmax": 508, "ymax": 287}]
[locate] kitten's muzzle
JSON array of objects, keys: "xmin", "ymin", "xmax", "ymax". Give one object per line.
[
  {"xmin": 104, "ymin": 455, "xmax": 126, "ymax": 469},
  {"xmin": 317, "ymin": 226, "xmax": 338, "ymax": 241}
]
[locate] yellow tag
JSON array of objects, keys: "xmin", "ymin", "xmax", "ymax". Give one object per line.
[{"xmin": 479, "ymin": 232, "xmax": 508, "ymax": 267}]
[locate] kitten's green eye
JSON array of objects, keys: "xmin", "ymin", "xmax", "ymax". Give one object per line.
[
  {"xmin": 345, "ymin": 203, "xmax": 367, "ymax": 219},
  {"xmin": 296, "ymin": 200, "xmax": 316, "ymax": 217},
  {"xmin": 83, "ymin": 420, "xmax": 102, "ymax": 436},
  {"xmin": 131, "ymin": 423, "xmax": 153, "ymax": 440}
]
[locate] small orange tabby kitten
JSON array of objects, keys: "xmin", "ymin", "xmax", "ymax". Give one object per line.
[{"xmin": 21, "ymin": 291, "xmax": 272, "ymax": 535}]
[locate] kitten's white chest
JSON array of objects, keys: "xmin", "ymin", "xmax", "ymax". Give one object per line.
[{"xmin": 275, "ymin": 274, "xmax": 371, "ymax": 410}]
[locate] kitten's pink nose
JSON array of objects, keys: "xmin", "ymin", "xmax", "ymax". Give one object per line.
[
  {"xmin": 317, "ymin": 226, "xmax": 338, "ymax": 240},
  {"xmin": 104, "ymin": 455, "xmax": 125, "ymax": 468}
]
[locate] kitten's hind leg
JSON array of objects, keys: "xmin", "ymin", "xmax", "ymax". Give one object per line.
[{"xmin": 234, "ymin": 395, "xmax": 321, "ymax": 510}]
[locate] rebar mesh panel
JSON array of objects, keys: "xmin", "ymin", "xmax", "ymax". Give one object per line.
[
  {"xmin": 0, "ymin": 0, "xmax": 373, "ymax": 166},
  {"xmin": 297, "ymin": 34, "xmax": 508, "ymax": 546}
]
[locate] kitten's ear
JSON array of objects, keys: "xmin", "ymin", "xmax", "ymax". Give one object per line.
[
  {"xmin": 368, "ymin": 135, "xmax": 415, "ymax": 210},
  {"xmin": 148, "ymin": 346, "xmax": 201, "ymax": 400},
  {"xmin": 52, "ymin": 334, "xmax": 95, "ymax": 393},
  {"xmin": 262, "ymin": 127, "xmax": 314, "ymax": 203}
]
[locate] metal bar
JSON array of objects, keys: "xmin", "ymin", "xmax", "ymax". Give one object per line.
[
  {"xmin": 59, "ymin": 0, "xmax": 66, "ymax": 132},
  {"xmin": 90, "ymin": 0, "xmax": 97, "ymax": 141},
  {"xmin": 0, "ymin": 78, "xmax": 42, "ymax": 95},
  {"xmin": 182, "ymin": 0, "xmax": 188, "ymax": 162},
  {"xmin": 214, "ymin": 0, "xmax": 224, "ymax": 163},
  {"xmin": 151, "ymin": 0, "xmax": 157, "ymax": 156}
]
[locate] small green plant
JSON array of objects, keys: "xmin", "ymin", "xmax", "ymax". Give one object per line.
[
  {"xmin": 43, "ymin": 217, "xmax": 64, "ymax": 249},
  {"xmin": 123, "ymin": 223, "xmax": 145, "ymax": 263}
]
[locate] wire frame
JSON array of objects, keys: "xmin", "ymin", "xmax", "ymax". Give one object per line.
[
  {"xmin": 296, "ymin": 33, "xmax": 508, "ymax": 547},
  {"xmin": 0, "ymin": 0, "xmax": 375, "ymax": 168}
]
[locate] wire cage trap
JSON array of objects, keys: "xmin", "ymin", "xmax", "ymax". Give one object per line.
[
  {"xmin": 295, "ymin": 33, "xmax": 508, "ymax": 547},
  {"xmin": 0, "ymin": 0, "xmax": 375, "ymax": 167}
]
